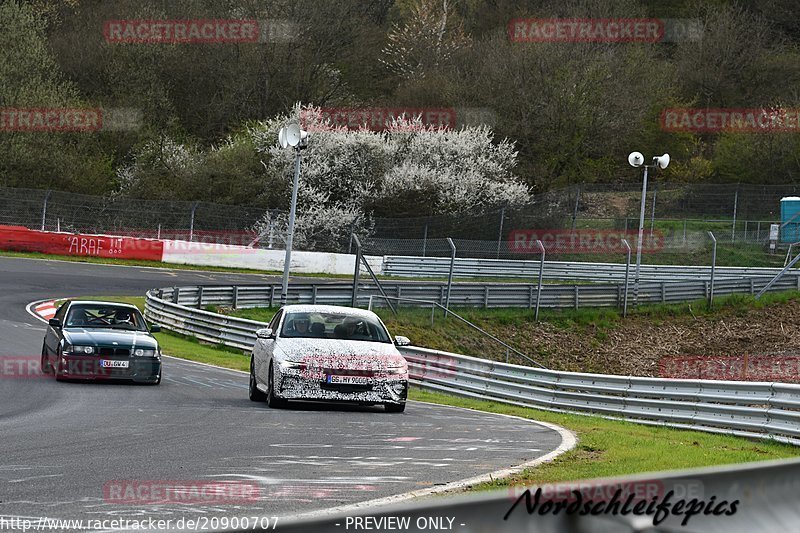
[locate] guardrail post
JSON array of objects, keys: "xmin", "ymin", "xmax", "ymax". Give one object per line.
[
  {"xmin": 622, "ymin": 239, "xmax": 631, "ymax": 317},
  {"xmin": 232, "ymin": 286, "xmax": 239, "ymax": 309},
  {"xmin": 574, "ymin": 285, "xmax": 579, "ymax": 310},
  {"xmin": 312, "ymin": 285, "xmax": 317, "ymax": 304},
  {"xmin": 173, "ymin": 287, "xmax": 180, "ymax": 304},
  {"xmin": 661, "ymin": 282, "xmax": 666, "ymax": 303},
  {"xmin": 535, "ymin": 239, "xmax": 545, "ymax": 321},
  {"xmin": 197, "ymin": 286, "xmax": 204, "ymax": 307},
  {"xmin": 708, "ymin": 231, "xmax": 717, "ymax": 308},
  {"xmin": 484, "ymin": 286, "xmax": 489, "ymax": 308},
  {"xmin": 269, "ymin": 285, "xmax": 275, "ymax": 308},
  {"xmin": 445, "ymin": 237, "xmax": 456, "ymax": 317}
]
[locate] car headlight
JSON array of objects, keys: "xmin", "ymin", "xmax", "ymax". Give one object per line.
[
  {"xmin": 133, "ymin": 348, "xmax": 157, "ymax": 357},
  {"xmin": 66, "ymin": 345, "xmax": 94, "ymax": 355},
  {"xmin": 384, "ymin": 366, "xmax": 408, "ymax": 376},
  {"xmin": 277, "ymin": 359, "xmax": 306, "ymax": 370}
]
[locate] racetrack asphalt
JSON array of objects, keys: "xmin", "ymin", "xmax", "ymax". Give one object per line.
[{"xmin": 0, "ymin": 256, "xmax": 567, "ymax": 529}]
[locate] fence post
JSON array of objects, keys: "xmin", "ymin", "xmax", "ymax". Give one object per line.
[
  {"xmin": 40, "ymin": 190, "xmax": 51, "ymax": 231},
  {"xmin": 535, "ymin": 240, "xmax": 545, "ymax": 321},
  {"xmin": 352, "ymin": 235, "xmax": 362, "ymax": 307},
  {"xmin": 496, "ymin": 206, "xmax": 505, "ymax": 259},
  {"xmin": 649, "ymin": 186, "xmax": 657, "ymax": 237},
  {"xmin": 445, "ymin": 237, "xmax": 456, "ymax": 317},
  {"xmin": 683, "ymin": 219, "xmax": 687, "ymax": 246},
  {"xmin": 731, "ymin": 185, "xmax": 739, "ymax": 243},
  {"xmin": 622, "ymin": 239, "xmax": 631, "ymax": 317},
  {"xmin": 189, "ymin": 201, "xmax": 199, "ymax": 242},
  {"xmin": 571, "ymin": 184, "xmax": 581, "ymax": 230},
  {"xmin": 422, "ymin": 224, "xmax": 428, "ymax": 257},
  {"xmin": 708, "ymin": 231, "xmax": 717, "ymax": 308}
]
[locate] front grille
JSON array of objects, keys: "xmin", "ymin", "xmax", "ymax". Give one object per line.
[{"xmin": 98, "ymin": 347, "xmax": 130, "ymax": 356}]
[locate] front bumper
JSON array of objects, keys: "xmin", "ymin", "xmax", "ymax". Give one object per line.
[
  {"xmin": 58, "ymin": 355, "xmax": 161, "ymax": 382},
  {"xmin": 275, "ymin": 366, "xmax": 407, "ymax": 405}
]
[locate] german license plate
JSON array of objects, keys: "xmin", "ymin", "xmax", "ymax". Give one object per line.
[
  {"xmin": 100, "ymin": 360, "xmax": 129, "ymax": 368},
  {"xmin": 327, "ymin": 375, "xmax": 371, "ymax": 385}
]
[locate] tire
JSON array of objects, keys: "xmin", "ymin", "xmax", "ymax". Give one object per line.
[
  {"xmin": 54, "ymin": 351, "xmax": 65, "ymax": 382},
  {"xmin": 41, "ymin": 343, "xmax": 52, "ymax": 375},
  {"xmin": 385, "ymin": 402, "xmax": 406, "ymax": 413},
  {"xmin": 266, "ymin": 363, "xmax": 286, "ymax": 408},
  {"xmin": 249, "ymin": 357, "xmax": 266, "ymax": 402}
]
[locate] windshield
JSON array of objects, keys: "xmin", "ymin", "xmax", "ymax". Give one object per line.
[
  {"xmin": 280, "ymin": 311, "xmax": 391, "ymax": 343},
  {"xmin": 65, "ymin": 304, "xmax": 148, "ymax": 331}
]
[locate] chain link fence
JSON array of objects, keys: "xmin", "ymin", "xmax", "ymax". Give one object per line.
[{"xmin": 1, "ymin": 183, "xmax": 796, "ymax": 261}]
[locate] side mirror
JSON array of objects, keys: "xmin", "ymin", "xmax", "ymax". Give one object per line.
[
  {"xmin": 48, "ymin": 318, "xmax": 62, "ymax": 328},
  {"xmin": 149, "ymin": 324, "xmax": 161, "ymax": 333},
  {"xmin": 256, "ymin": 328, "xmax": 274, "ymax": 340},
  {"xmin": 394, "ymin": 335, "xmax": 411, "ymax": 347}
]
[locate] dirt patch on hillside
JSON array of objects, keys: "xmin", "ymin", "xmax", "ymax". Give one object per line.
[{"xmin": 405, "ymin": 299, "xmax": 800, "ymax": 379}]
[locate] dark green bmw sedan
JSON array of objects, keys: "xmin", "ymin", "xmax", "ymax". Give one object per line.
[{"xmin": 41, "ymin": 300, "xmax": 162, "ymax": 384}]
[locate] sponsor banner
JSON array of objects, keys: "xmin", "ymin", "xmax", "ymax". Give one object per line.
[
  {"xmin": 661, "ymin": 108, "xmax": 800, "ymax": 133},
  {"xmin": 103, "ymin": 480, "xmax": 261, "ymax": 504},
  {"xmin": 509, "ymin": 229, "xmax": 664, "ymax": 254},
  {"xmin": 659, "ymin": 355, "xmax": 800, "ymax": 382},
  {"xmin": 0, "ymin": 225, "xmax": 164, "ymax": 261}
]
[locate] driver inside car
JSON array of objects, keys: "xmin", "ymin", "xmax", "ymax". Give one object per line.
[{"xmin": 287, "ymin": 314, "xmax": 310, "ymax": 336}]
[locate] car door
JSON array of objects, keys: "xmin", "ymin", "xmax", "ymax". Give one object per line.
[
  {"xmin": 44, "ymin": 302, "xmax": 68, "ymax": 362},
  {"xmin": 254, "ymin": 309, "xmax": 282, "ymax": 383}
]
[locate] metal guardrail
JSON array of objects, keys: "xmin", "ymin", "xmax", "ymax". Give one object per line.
[
  {"xmin": 145, "ymin": 269, "xmax": 800, "ymax": 321},
  {"xmin": 383, "ymin": 256, "xmax": 792, "ymax": 282},
  {"xmin": 402, "ymin": 346, "xmax": 800, "ymax": 445}
]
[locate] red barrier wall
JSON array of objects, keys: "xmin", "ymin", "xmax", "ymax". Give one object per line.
[{"xmin": 0, "ymin": 225, "xmax": 164, "ymax": 261}]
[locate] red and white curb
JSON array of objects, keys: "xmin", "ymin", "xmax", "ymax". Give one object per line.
[{"xmin": 26, "ymin": 298, "xmax": 67, "ymax": 323}]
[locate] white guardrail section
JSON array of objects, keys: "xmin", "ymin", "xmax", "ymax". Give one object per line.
[
  {"xmin": 145, "ymin": 287, "xmax": 800, "ymax": 446},
  {"xmin": 382, "ymin": 256, "xmax": 794, "ymax": 282}
]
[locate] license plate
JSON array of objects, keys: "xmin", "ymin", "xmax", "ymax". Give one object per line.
[
  {"xmin": 327, "ymin": 375, "xmax": 371, "ymax": 385},
  {"xmin": 100, "ymin": 360, "xmax": 129, "ymax": 368}
]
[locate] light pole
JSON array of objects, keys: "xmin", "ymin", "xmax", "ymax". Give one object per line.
[
  {"xmin": 278, "ymin": 123, "xmax": 309, "ymax": 306},
  {"xmin": 628, "ymin": 151, "xmax": 670, "ymax": 304}
]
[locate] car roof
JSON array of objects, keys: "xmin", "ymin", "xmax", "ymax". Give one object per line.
[
  {"xmin": 66, "ymin": 300, "xmax": 140, "ymax": 311},
  {"xmin": 281, "ymin": 304, "xmax": 380, "ymax": 319}
]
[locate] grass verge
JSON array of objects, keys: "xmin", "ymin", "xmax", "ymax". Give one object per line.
[{"xmin": 76, "ymin": 295, "xmax": 800, "ymax": 487}]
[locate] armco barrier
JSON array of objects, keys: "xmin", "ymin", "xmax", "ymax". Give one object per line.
[
  {"xmin": 383, "ymin": 255, "xmax": 791, "ymax": 282},
  {"xmin": 145, "ymin": 286, "xmax": 800, "ymax": 444},
  {"xmin": 0, "ymin": 224, "xmax": 163, "ymax": 261}
]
